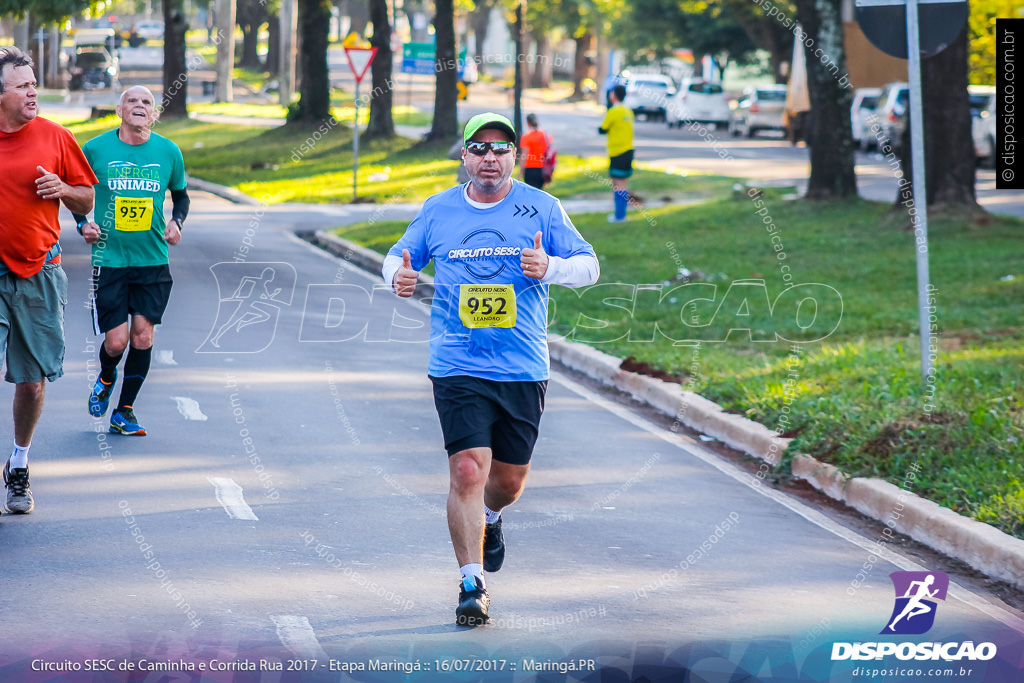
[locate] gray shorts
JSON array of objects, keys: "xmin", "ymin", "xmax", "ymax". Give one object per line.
[{"xmin": 0, "ymin": 262, "xmax": 68, "ymax": 383}]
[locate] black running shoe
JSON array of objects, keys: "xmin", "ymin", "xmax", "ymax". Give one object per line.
[
  {"xmin": 455, "ymin": 576, "xmax": 490, "ymax": 626},
  {"xmin": 483, "ymin": 517, "xmax": 505, "ymax": 572}
]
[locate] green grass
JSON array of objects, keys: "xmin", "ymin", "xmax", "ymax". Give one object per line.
[
  {"xmin": 65, "ymin": 117, "xmax": 733, "ymax": 205},
  {"xmin": 189, "ymin": 100, "xmax": 432, "ymax": 127},
  {"xmin": 334, "ymin": 191, "xmax": 1024, "ymax": 538}
]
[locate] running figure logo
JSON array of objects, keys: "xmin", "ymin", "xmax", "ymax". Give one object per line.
[
  {"xmin": 881, "ymin": 571, "xmax": 949, "ymax": 635},
  {"xmin": 198, "ymin": 263, "xmax": 296, "ymax": 353}
]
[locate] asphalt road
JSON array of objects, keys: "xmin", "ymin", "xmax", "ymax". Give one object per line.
[{"xmin": 0, "ymin": 193, "xmax": 1021, "ymax": 682}]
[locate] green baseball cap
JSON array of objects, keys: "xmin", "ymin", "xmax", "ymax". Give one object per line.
[{"xmin": 463, "ymin": 112, "xmax": 517, "ymax": 145}]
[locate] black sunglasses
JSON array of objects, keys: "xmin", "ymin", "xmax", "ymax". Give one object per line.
[{"xmin": 465, "ymin": 141, "xmax": 515, "ymax": 156}]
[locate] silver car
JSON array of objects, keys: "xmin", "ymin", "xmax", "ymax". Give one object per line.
[{"xmin": 729, "ymin": 85, "xmax": 788, "ymax": 138}]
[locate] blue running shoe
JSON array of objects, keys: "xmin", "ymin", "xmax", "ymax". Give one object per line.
[
  {"xmin": 110, "ymin": 407, "xmax": 147, "ymax": 436},
  {"xmin": 89, "ymin": 372, "xmax": 117, "ymax": 417}
]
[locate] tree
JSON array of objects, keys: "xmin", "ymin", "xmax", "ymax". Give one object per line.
[
  {"xmin": 469, "ymin": 0, "xmax": 495, "ymax": 68},
  {"xmin": 618, "ymin": 0, "xmax": 789, "ymax": 82},
  {"xmin": 899, "ymin": 29, "xmax": 979, "ymax": 208},
  {"xmin": 967, "ymin": 0, "xmax": 1016, "ymax": 83},
  {"xmin": 364, "ymin": 0, "xmax": 395, "ymax": 139},
  {"xmin": 237, "ymin": 0, "xmax": 269, "ymax": 69},
  {"xmin": 345, "ymin": 0, "xmax": 371, "ymax": 36},
  {"xmin": 792, "ymin": 0, "xmax": 857, "ymax": 198},
  {"xmin": 293, "ymin": 0, "xmax": 333, "ymax": 121},
  {"xmin": 162, "ymin": 0, "xmax": 189, "ymax": 117},
  {"xmin": 426, "ymin": 0, "xmax": 459, "ymax": 141}
]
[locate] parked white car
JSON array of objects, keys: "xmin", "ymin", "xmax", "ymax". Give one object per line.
[
  {"xmin": 970, "ymin": 86, "xmax": 997, "ymax": 167},
  {"xmin": 729, "ymin": 85, "xmax": 788, "ymax": 138},
  {"xmin": 873, "ymin": 81, "xmax": 909, "ymax": 155},
  {"xmin": 850, "ymin": 87, "xmax": 881, "ymax": 151},
  {"xmin": 665, "ymin": 78, "xmax": 731, "ymax": 129},
  {"xmin": 622, "ymin": 74, "xmax": 677, "ymax": 121},
  {"xmin": 133, "ymin": 20, "xmax": 164, "ymax": 41}
]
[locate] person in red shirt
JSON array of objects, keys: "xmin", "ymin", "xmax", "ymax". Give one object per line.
[
  {"xmin": 0, "ymin": 47, "xmax": 97, "ymax": 515},
  {"xmin": 519, "ymin": 113, "xmax": 553, "ymax": 190}
]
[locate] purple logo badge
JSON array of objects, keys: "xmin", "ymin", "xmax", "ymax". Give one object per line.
[{"xmin": 881, "ymin": 571, "xmax": 949, "ymax": 635}]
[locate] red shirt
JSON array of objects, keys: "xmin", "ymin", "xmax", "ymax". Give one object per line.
[
  {"xmin": 0, "ymin": 117, "xmax": 98, "ymax": 278},
  {"xmin": 520, "ymin": 129, "xmax": 548, "ymax": 169}
]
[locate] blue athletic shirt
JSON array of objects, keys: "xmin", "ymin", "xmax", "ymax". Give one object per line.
[{"xmin": 388, "ymin": 180, "xmax": 596, "ymax": 382}]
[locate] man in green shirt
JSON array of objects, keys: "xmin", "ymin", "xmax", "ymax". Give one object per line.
[
  {"xmin": 76, "ymin": 85, "xmax": 189, "ymax": 436},
  {"xmin": 599, "ymin": 84, "xmax": 634, "ymax": 223}
]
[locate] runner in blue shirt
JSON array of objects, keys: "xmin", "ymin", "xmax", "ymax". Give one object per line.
[{"xmin": 384, "ymin": 112, "xmax": 599, "ymax": 626}]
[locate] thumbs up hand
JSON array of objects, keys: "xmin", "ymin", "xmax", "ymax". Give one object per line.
[
  {"xmin": 520, "ymin": 231, "xmax": 549, "ymax": 280},
  {"xmin": 394, "ymin": 248, "xmax": 420, "ymax": 298}
]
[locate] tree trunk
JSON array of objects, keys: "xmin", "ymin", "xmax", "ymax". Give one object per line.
[
  {"xmin": 569, "ymin": 31, "xmax": 592, "ymax": 101},
  {"xmin": 793, "ymin": 0, "xmax": 857, "ymax": 198},
  {"xmin": 240, "ymin": 24, "xmax": 261, "ymax": 68},
  {"xmin": 347, "ymin": 0, "xmax": 370, "ymax": 36},
  {"xmin": 528, "ymin": 32, "xmax": 552, "ymax": 89},
  {"xmin": 426, "ymin": 0, "xmax": 458, "ymax": 141},
  {"xmin": 215, "ymin": 0, "xmax": 236, "ymax": 102},
  {"xmin": 162, "ymin": 0, "xmax": 189, "ymax": 116},
  {"xmin": 266, "ymin": 14, "xmax": 280, "ymax": 75},
  {"xmin": 470, "ymin": 0, "xmax": 491, "ymax": 68},
  {"xmin": 365, "ymin": 0, "xmax": 395, "ymax": 139},
  {"xmin": 294, "ymin": 0, "xmax": 333, "ymax": 122},
  {"xmin": 899, "ymin": 29, "xmax": 978, "ymax": 208},
  {"xmin": 536, "ymin": 33, "xmax": 553, "ymax": 89}
]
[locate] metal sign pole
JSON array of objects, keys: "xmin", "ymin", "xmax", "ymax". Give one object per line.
[
  {"xmin": 353, "ymin": 80, "xmax": 360, "ymax": 202},
  {"xmin": 906, "ymin": 0, "xmax": 933, "ymax": 382}
]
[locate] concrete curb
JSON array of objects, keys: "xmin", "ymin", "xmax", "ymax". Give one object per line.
[{"xmin": 302, "ymin": 229, "xmax": 1024, "ymax": 591}]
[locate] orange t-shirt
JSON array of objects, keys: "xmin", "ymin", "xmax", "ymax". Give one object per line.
[
  {"xmin": 0, "ymin": 116, "xmax": 98, "ymax": 278},
  {"xmin": 520, "ymin": 129, "xmax": 548, "ymax": 169}
]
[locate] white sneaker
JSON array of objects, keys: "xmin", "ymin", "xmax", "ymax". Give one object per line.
[{"xmin": 4, "ymin": 460, "xmax": 34, "ymax": 514}]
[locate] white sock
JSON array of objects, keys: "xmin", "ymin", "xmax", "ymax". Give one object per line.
[
  {"xmin": 484, "ymin": 505, "xmax": 501, "ymax": 524},
  {"xmin": 9, "ymin": 442, "xmax": 30, "ymax": 470},
  {"xmin": 460, "ymin": 563, "xmax": 484, "ymax": 590}
]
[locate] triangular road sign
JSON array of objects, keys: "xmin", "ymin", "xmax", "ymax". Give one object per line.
[{"xmin": 345, "ymin": 47, "xmax": 378, "ymax": 83}]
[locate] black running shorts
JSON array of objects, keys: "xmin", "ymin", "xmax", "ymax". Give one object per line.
[
  {"xmin": 609, "ymin": 150, "xmax": 634, "ymax": 179},
  {"xmin": 91, "ymin": 265, "xmax": 173, "ymax": 334},
  {"xmin": 430, "ymin": 375, "xmax": 548, "ymax": 466}
]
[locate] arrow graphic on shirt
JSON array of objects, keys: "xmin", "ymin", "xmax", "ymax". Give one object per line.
[{"xmin": 513, "ymin": 204, "xmax": 539, "ymax": 218}]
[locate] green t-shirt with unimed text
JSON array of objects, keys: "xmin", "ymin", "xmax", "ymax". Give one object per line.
[{"xmin": 83, "ymin": 129, "xmax": 186, "ymax": 267}]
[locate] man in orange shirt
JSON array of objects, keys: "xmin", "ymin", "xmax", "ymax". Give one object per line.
[
  {"xmin": 519, "ymin": 113, "xmax": 551, "ymax": 189},
  {"xmin": 0, "ymin": 47, "xmax": 97, "ymax": 515}
]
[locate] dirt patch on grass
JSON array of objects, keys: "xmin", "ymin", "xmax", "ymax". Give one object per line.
[{"xmin": 620, "ymin": 355, "xmax": 685, "ymax": 384}]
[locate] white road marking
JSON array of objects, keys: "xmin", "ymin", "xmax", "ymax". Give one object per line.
[
  {"xmin": 154, "ymin": 349, "xmax": 178, "ymax": 365},
  {"xmin": 270, "ymin": 615, "xmax": 329, "ymax": 660},
  {"xmin": 171, "ymin": 396, "xmax": 208, "ymax": 421},
  {"xmin": 296, "ymin": 230, "xmax": 1024, "ymax": 633},
  {"xmin": 207, "ymin": 477, "xmax": 259, "ymax": 521},
  {"xmin": 550, "ymin": 373, "xmax": 1024, "ymax": 635}
]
